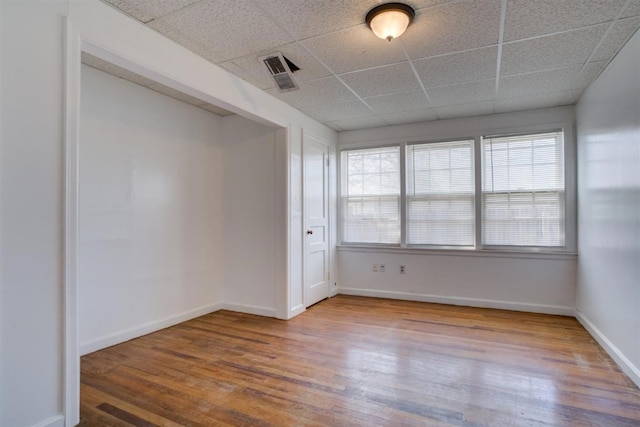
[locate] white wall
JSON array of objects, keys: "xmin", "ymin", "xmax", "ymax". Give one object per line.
[
  {"xmin": 337, "ymin": 107, "xmax": 578, "ymax": 314},
  {"xmin": 78, "ymin": 65, "xmax": 225, "ymax": 354},
  {"xmin": 0, "ymin": 1, "xmax": 336, "ymax": 426},
  {"xmin": 221, "ymin": 115, "xmax": 278, "ymax": 316},
  {"xmin": 576, "ymin": 28, "xmax": 640, "ymax": 387},
  {"xmin": 339, "ymin": 249, "xmax": 576, "ymax": 313},
  {"xmin": 1, "ymin": 2, "xmax": 67, "ymax": 427}
]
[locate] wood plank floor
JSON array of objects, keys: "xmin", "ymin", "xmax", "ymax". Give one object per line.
[{"xmin": 80, "ymin": 295, "xmax": 640, "ymax": 426}]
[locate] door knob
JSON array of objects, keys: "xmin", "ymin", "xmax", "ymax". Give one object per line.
[{"xmin": 307, "ymin": 230, "xmax": 313, "ymax": 235}]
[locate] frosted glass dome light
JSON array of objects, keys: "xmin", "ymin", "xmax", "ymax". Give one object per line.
[{"xmin": 366, "ymin": 3, "xmax": 415, "ymax": 42}]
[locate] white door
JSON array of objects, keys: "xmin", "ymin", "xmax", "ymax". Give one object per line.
[{"xmin": 303, "ymin": 134, "xmax": 330, "ymax": 307}]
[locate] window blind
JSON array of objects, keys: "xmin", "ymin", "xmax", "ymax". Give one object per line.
[
  {"xmin": 482, "ymin": 131, "xmax": 565, "ymax": 247},
  {"xmin": 406, "ymin": 140, "xmax": 475, "ymax": 246},
  {"xmin": 341, "ymin": 147, "xmax": 400, "ymax": 244}
]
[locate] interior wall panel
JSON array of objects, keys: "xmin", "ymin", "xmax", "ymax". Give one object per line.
[
  {"xmin": 220, "ymin": 115, "xmax": 278, "ymax": 315},
  {"xmin": 78, "ymin": 65, "xmax": 225, "ymax": 353},
  {"xmin": 576, "ymin": 27, "xmax": 640, "ymax": 386}
]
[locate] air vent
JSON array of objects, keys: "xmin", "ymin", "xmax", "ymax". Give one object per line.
[{"xmin": 260, "ymin": 52, "xmax": 299, "ymax": 92}]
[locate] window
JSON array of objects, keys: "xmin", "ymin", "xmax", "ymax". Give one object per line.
[
  {"xmin": 482, "ymin": 132, "xmax": 565, "ymax": 247},
  {"xmin": 406, "ymin": 140, "xmax": 475, "ymax": 246},
  {"xmin": 341, "ymin": 146, "xmax": 400, "ymax": 244},
  {"xmin": 340, "ymin": 130, "xmax": 568, "ymax": 251}
]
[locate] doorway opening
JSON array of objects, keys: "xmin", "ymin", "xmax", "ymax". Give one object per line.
[{"xmin": 65, "ymin": 37, "xmax": 294, "ymax": 426}]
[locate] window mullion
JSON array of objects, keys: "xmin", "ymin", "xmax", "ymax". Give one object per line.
[
  {"xmin": 400, "ymin": 142, "xmax": 407, "ymax": 247},
  {"xmin": 474, "ymin": 136, "xmax": 482, "ymax": 249}
]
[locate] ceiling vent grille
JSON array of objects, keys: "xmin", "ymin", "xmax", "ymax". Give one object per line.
[{"xmin": 260, "ymin": 52, "xmax": 299, "ymax": 92}]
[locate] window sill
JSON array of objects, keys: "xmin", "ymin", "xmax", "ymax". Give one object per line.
[{"xmin": 337, "ymin": 245, "xmax": 578, "ymax": 261}]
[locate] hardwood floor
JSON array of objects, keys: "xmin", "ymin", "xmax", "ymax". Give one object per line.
[{"xmin": 80, "ymin": 296, "xmax": 640, "ymax": 426}]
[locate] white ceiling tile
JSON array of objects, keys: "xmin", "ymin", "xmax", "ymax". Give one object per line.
[
  {"xmin": 401, "ymin": 0, "xmax": 502, "ymax": 60},
  {"xmin": 414, "ymin": 46, "xmax": 498, "ymax": 88},
  {"xmin": 147, "ymin": 24, "xmax": 218, "ymax": 64},
  {"xmin": 436, "ymin": 101, "xmax": 495, "ymax": 119},
  {"xmin": 301, "ymin": 100, "xmax": 372, "ymax": 123},
  {"xmin": 494, "ymin": 90, "xmax": 581, "ymax": 113},
  {"xmin": 365, "ymin": 90, "xmax": 431, "ymax": 114},
  {"xmin": 277, "ymin": 44, "xmax": 332, "ymax": 83},
  {"xmin": 257, "ymin": 0, "xmax": 455, "ymax": 40},
  {"xmin": 254, "ymin": 0, "xmax": 367, "ymax": 40},
  {"xmin": 301, "ymin": 25, "xmax": 406, "ymax": 74},
  {"xmin": 495, "ymin": 96, "xmax": 548, "ymax": 113},
  {"xmin": 575, "ymin": 61, "xmax": 607, "ymax": 88},
  {"xmin": 551, "ymin": 89, "xmax": 583, "ymax": 104},
  {"xmin": 103, "ymin": 0, "xmax": 200, "ymax": 23},
  {"xmin": 552, "ymin": 89, "xmax": 583, "ymax": 104},
  {"xmin": 81, "ymin": 53, "xmax": 158, "ymax": 87},
  {"xmin": 222, "ymin": 43, "xmax": 331, "ymax": 91},
  {"xmin": 268, "ymin": 76, "xmax": 357, "ymax": 108},
  {"xmin": 219, "ymin": 59, "xmax": 275, "ymax": 90},
  {"xmin": 591, "ymin": 17, "xmax": 640, "ymax": 62},
  {"xmin": 501, "ymin": 25, "xmax": 607, "ymax": 76},
  {"xmin": 327, "ymin": 115, "xmax": 390, "ymax": 132},
  {"xmin": 340, "ymin": 62, "xmax": 421, "ymax": 98},
  {"xmin": 148, "ymin": 0, "xmax": 295, "ymax": 63},
  {"xmin": 407, "ymin": 0, "xmax": 460, "ymax": 8},
  {"xmin": 504, "ymin": 0, "xmax": 627, "ymax": 42},
  {"xmin": 497, "ymin": 65, "xmax": 597, "ymax": 99},
  {"xmin": 428, "ymin": 80, "xmax": 495, "ymax": 106},
  {"xmin": 379, "ymin": 108, "xmax": 438, "ymax": 125},
  {"xmin": 621, "ymin": 0, "xmax": 640, "ymax": 17}
]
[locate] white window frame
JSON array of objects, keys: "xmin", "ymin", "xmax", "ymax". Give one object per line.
[
  {"xmin": 480, "ymin": 130, "xmax": 566, "ymax": 250},
  {"xmin": 405, "ymin": 138, "xmax": 476, "ymax": 248},
  {"xmin": 337, "ymin": 123, "xmax": 577, "ymax": 255},
  {"xmin": 340, "ymin": 145, "xmax": 402, "ymax": 246}
]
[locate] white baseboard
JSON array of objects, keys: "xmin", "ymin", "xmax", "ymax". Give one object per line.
[
  {"xmin": 575, "ymin": 309, "xmax": 640, "ymax": 388},
  {"xmin": 338, "ymin": 287, "xmax": 574, "ymax": 316},
  {"xmin": 32, "ymin": 414, "xmax": 64, "ymax": 427},
  {"xmin": 221, "ymin": 302, "xmax": 277, "ymax": 318},
  {"xmin": 80, "ymin": 303, "xmax": 223, "ymax": 355}
]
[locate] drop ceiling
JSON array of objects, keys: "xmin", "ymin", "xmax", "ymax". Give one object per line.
[{"xmin": 98, "ymin": 0, "xmax": 640, "ymax": 131}]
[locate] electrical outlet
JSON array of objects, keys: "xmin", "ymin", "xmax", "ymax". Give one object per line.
[
  {"xmin": 379, "ymin": 264, "xmax": 386, "ymax": 272},
  {"xmin": 372, "ymin": 263, "xmax": 379, "ymax": 272},
  {"xmin": 400, "ymin": 265, "xmax": 406, "ymax": 274}
]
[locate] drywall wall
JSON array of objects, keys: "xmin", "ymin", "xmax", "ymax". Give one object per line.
[
  {"xmin": 576, "ymin": 28, "xmax": 640, "ymax": 386},
  {"xmin": 0, "ymin": 1, "xmax": 336, "ymax": 426},
  {"xmin": 339, "ymin": 249, "xmax": 576, "ymax": 314},
  {"xmin": 220, "ymin": 115, "xmax": 278, "ymax": 315},
  {"xmin": 78, "ymin": 65, "xmax": 225, "ymax": 354},
  {"xmin": 1, "ymin": 2, "xmax": 67, "ymax": 427},
  {"xmin": 337, "ymin": 107, "xmax": 578, "ymax": 314}
]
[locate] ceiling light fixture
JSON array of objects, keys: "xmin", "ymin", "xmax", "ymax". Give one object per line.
[{"xmin": 366, "ymin": 3, "xmax": 415, "ymax": 42}]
